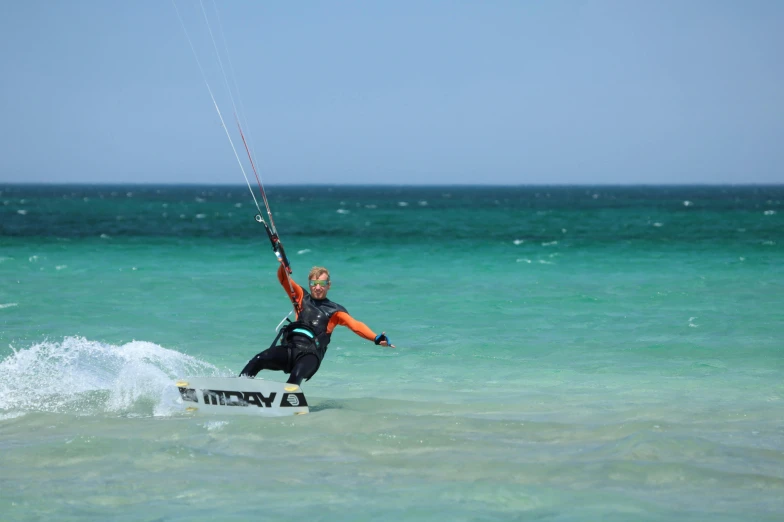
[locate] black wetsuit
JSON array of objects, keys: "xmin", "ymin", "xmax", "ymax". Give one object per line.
[{"xmin": 239, "ymin": 294, "xmax": 347, "ymax": 385}]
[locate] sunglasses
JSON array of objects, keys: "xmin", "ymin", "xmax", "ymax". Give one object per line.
[{"xmin": 308, "ymin": 280, "xmax": 330, "ymax": 288}]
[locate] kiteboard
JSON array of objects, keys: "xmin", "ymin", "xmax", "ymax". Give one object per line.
[{"xmin": 175, "ymin": 376, "xmax": 308, "ymax": 416}]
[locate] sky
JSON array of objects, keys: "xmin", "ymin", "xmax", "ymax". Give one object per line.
[{"xmin": 0, "ymin": 1, "xmax": 782, "ymax": 185}]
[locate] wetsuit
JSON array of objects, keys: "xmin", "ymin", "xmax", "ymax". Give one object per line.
[{"xmin": 239, "ymin": 265, "xmax": 380, "ymax": 385}]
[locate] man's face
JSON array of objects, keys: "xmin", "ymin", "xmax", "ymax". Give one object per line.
[{"xmin": 308, "ymin": 274, "xmax": 330, "ymax": 299}]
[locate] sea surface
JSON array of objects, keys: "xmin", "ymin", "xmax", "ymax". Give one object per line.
[{"xmin": 1, "ymin": 184, "xmax": 782, "ymax": 521}]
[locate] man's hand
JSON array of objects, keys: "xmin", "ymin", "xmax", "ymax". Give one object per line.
[{"xmin": 375, "ymin": 332, "xmax": 395, "ymax": 348}]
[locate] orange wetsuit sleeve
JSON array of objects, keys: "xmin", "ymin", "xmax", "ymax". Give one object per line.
[
  {"xmin": 277, "ymin": 264, "xmax": 303, "ymax": 313},
  {"xmin": 327, "ymin": 311, "xmax": 377, "ymax": 341}
]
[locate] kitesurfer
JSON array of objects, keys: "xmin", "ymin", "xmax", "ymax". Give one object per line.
[{"xmin": 240, "ymin": 264, "xmax": 394, "ymax": 385}]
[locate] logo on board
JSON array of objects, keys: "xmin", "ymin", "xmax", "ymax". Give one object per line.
[{"xmin": 177, "ymin": 387, "xmax": 307, "ymax": 408}]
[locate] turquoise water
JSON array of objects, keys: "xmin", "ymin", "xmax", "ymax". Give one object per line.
[{"xmin": 1, "ymin": 184, "xmax": 783, "ymax": 521}]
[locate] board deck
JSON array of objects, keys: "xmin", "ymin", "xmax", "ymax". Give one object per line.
[{"xmin": 176, "ymin": 376, "xmax": 309, "ymax": 416}]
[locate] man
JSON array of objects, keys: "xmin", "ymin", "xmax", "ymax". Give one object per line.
[{"xmin": 239, "ymin": 264, "xmax": 394, "ymax": 385}]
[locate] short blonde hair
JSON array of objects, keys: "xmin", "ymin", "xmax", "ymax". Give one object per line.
[{"xmin": 308, "ymin": 266, "xmax": 330, "ymax": 281}]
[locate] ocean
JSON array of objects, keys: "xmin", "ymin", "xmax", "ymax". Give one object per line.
[{"xmin": 1, "ymin": 184, "xmax": 782, "ymax": 521}]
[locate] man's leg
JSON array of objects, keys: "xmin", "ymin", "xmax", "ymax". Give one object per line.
[
  {"xmin": 287, "ymin": 354, "xmax": 320, "ymax": 385},
  {"xmin": 239, "ymin": 345, "xmax": 289, "ymax": 378}
]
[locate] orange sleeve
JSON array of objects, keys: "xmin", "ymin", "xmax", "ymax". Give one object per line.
[
  {"xmin": 327, "ymin": 311, "xmax": 377, "ymax": 341},
  {"xmin": 277, "ymin": 264, "xmax": 303, "ymax": 314}
]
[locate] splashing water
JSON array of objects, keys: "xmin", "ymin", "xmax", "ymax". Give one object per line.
[{"xmin": 0, "ymin": 336, "xmax": 223, "ymax": 417}]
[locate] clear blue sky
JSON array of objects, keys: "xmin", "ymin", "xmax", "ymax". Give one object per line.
[{"xmin": 1, "ymin": 1, "xmax": 782, "ymax": 185}]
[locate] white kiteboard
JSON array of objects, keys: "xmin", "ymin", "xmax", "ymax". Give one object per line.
[{"xmin": 175, "ymin": 376, "xmax": 308, "ymax": 417}]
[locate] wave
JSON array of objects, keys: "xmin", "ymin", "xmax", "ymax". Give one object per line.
[{"xmin": 0, "ymin": 336, "xmax": 224, "ymax": 417}]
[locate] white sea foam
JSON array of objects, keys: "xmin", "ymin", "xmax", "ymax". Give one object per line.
[
  {"xmin": 0, "ymin": 337, "xmax": 222, "ymax": 417},
  {"xmin": 0, "ymin": 303, "xmax": 18, "ymax": 309},
  {"xmin": 203, "ymin": 420, "xmax": 229, "ymax": 431},
  {"xmin": 336, "ymin": 209, "xmax": 350, "ymax": 214}
]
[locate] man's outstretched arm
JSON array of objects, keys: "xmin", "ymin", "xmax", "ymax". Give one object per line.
[{"xmin": 330, "ymin": 311, "xmax": 395, "ymax": 347}]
